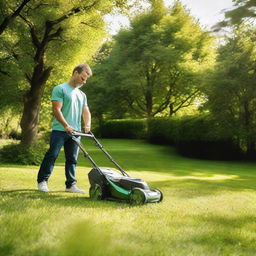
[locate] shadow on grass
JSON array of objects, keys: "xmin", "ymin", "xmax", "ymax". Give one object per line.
[
  {"xmin": 66, "ymin": 144, "xmax": 256, "ymax": 179},
  {"xmin": 1, "ymin": 169, "xmax": 255, "ymax": 213},
  {"xmin": 149, "ymin": 176, "xmax": 256, "ymax": 199},
  {"xmin": 0, "ymin": 189, "xmax": 133, "ymax": 213}
]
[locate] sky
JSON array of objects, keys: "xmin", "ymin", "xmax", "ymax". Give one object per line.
[
  {"xmin": 179, "ymin": 0, "xmax": 234, "ymax": 28},
  {"xmin": 105, "ymin": 0, "xmax": 235, "ymax": 35}
]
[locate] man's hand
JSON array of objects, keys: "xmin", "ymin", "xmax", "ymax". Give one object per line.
[
  {"xmin": 64, "ymin": 125, "xmax": 74, "ymax": 133},
  {"xmin": 83, "ymin": 126, "xmax": 91, "ymax": 133}
]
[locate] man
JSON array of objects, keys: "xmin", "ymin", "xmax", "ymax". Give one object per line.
[{"xmin": 37, "ymin": 64, "xmax": 92, "ymax": 193}]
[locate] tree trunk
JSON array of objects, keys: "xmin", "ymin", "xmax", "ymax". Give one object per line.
[
  {"xmin": 169, "ymin": 103, "xmax": 174, "ymax": 116},
  {"xmin": 145, "ymin": 89, "xmax": 153, "ymax": 117},
  {"xmin": 20, "ymin": 64, "xmax": 52, "ymax": 146},
  {"xmin": 246, "ymin": 141, "xmax": 255, "ymax": 159},
  {"xmin": 243, "ymin": 101, "xmax": 255, "ymax": 158},
  {"xmin": 20, "ymin": 89, "xmax": 41, "ymax": 146}
]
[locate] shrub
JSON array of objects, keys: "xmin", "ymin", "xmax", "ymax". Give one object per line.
[
  {"xmin": 147, "ymin": 118, "xmax": 179, "ymax": 145},
  {"xmin": 100, "ymin": 119, "xmax": 147, "ymax": 139},
  {"xmin": 147, "ymin": 114, "xmax": 243, "ymax": 160},
  {"xmin": 0, "ymin": 140, "xmax": 47, "ymax": 165}
]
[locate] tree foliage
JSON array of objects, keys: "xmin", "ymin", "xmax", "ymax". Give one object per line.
[
  {"xmin": 87, "ymin": 0, "xmax": 216, "ymax": 119},
  {"xmin": 214, "ymin": 0, "xmax": 256, "ymax": 29},
  {"xmin": 202, "ymin": 26, "xmax": 256, "ymax": 156},
  {"xmin": 0, "ymin": 0, "xmax": 130, "ymax": 146}
]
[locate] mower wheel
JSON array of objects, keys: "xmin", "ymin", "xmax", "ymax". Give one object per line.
[
  {"xmin": 152, "ymin": 188, "xmax": 163, "ymax": 202},
  {"xmin": 89, "ymin": 184, "xmax": 104, "ymax": 200},
  {"xmin": 130, "ymin": 188, "xmax": 146, "ymax": 205}
]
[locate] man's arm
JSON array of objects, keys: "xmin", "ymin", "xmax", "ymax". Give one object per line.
[
  {"xmin": 52, "ymin": 100, "xmax": 73, "ymax": 132},
  {"xmin": 82, "ymin": 106, "xmax": 91, "ymax": 133}
]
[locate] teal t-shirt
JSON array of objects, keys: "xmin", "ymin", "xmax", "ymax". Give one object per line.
[{"xmin": 51, "ymin": 82, "xmax": 88, "ymax": 131}]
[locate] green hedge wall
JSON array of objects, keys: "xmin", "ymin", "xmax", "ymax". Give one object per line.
[
  {"xmin": 100, "ymin": 119, "xmax": 147, "ymax": 139},
  {"xmin": 147, "ymin": 115, "xmax": 242, "ymax": 160},
  {"xmin": 99, "ymin": 115, "xmax": 243, "ymax": 160},
  {"xmin": 147, "ymin": 117, "xmax": 179, "ymax": 145}
]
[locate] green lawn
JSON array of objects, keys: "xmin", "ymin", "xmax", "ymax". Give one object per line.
[{"xmin": 0, "ymin": 138, "xmax": 256, "ymax": 256}]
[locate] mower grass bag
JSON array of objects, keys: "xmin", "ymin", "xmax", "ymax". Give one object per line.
[{"xmin": 71, "ymin": 131, "xmax": 163, "ymax": 205}]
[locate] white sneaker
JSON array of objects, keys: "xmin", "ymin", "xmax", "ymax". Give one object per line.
[
  {"xmin": 65, "ymin": 185, "xmax": 85, "ymax": 194},
  {"xmin": 38, "ymin": 181, "xmax": 49, "ymax": 192}
]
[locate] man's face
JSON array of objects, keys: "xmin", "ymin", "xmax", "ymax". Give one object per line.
[{"xmin": 74, "ymin": 70, "xmax": 90, "ymax": 88}]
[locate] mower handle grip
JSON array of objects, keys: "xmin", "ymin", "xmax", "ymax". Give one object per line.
[{"xmin": 70, "ymin": 130, "xmax": 94, "ymax": 138}]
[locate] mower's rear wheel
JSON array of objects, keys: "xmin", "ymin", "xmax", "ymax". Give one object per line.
[
  {"xmin": 130, "ymin": 188, "xmax": 146, "ymax": 205},
  {"xmin": 89, "ymin": 184, "xmax": 103, "ymax": 200}
]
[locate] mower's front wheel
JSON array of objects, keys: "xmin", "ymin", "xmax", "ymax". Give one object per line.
[
  {"xmin": 130, "ymin": 188, "xmax": 146, "ymax": 205},
  {"xmin": 89, "ymin": 184, "xmax": 104, "ymax": 200},
  {"xmin": 152, "ymin": 188, "xmax": 163, "ymax": 202}
]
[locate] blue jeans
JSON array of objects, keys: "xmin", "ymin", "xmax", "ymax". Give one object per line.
[{"xmin": 37, "ymin": 130, "xmax": 80, "ymax": 188}]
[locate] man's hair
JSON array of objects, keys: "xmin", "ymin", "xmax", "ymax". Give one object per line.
[{"xmin": 72, "ymin": 64, "xmax": 92, "ymax": 76}]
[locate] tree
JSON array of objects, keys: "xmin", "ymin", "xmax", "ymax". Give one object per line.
[
  {"xmin": 202, "ymin": 26, "xmax": 256, "ymax": 157},
  {"xmin": 214, "ymin": 0, "xmax": 256, "ymax": 29},
  {"xmin": 0, "ymin": 0, "xmax": 129, "ymax": 146},
  {"xmin": 87, "ymin": 0, "xmax": 216, "ymax": 118},
  {"xmin": 85, "ymin": 41, "xmax": 133, "ymax": 122}
]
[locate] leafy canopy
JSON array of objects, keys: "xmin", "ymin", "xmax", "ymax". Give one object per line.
[{"xmin": 86, "ymin": 0, "xmax": 216, "ymax": 119}]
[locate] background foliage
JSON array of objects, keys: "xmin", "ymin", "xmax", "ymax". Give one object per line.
[
  {"xmin": 1, "ymin": 0, "xmax": 256, "ymax": 163},
  {"xmin": 86, "ymin": 0, "xmax": 216, "ymax": 119}
]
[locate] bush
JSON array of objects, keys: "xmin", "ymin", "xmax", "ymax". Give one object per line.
[
  {"xmin": 100, "ymin": 119, "xmax": 147, "ymax": 139},
  {"xmin": 147, "ymin": 118, "xmax": 179, "ymax": 145},
  {"xmin": 147, "ymin": 114, "xmax": 243, "ymax": 160},
  {"xmin": 0, "ymin": 140, "xmax": 47, "ymax": 165}
]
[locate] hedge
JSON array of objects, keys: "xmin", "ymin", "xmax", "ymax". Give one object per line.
[
  {"xmin": 147, "ymin": 115, "xmax": 242, "ymax": 160},
  {"xmin": 99, "ymin": 116, "xmax": 243, "ymax": 160},
  {"xmin": 147, "ymin": 117, "xmax": 179, "ymax": 145},
  {"xmin": 99, "ymin": 119, "xmax": 147, "ymax": 139}
]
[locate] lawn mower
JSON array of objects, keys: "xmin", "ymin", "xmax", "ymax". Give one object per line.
[{"xmin": 70, "ymin": 131, "xmax": 163, "ymax": 205}]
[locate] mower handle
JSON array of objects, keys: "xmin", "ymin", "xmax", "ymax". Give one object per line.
[
  {"xmin": 71, "ymin": 130, "xmax": 94, "ymax": 137},
  {"xmin": 69, "ymin": 130, "xmax": 129, "ymax": 177}
]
